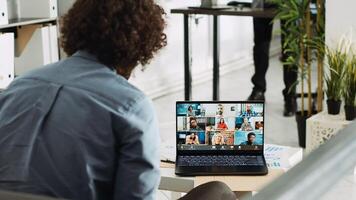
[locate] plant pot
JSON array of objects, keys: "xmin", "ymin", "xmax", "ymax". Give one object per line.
[
  {"xmin": 327, "ymin": 99, "xmax": 342, "ymax": 115},
  {"xmin": 344, "ymin": 105, "xmax": 355, "ymax": 121},
  {"xmin": 295, "ymin": 110, "xmax": 317, "ymax": 148}
]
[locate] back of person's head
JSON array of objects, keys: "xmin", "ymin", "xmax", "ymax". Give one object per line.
[{"xmin": 60, "ymin": 0, "xmax": 167, "ymax": 78}]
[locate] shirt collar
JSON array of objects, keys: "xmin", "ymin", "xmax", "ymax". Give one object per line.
[
  {"xmin": 72, "ymin": 50, "xmax": 99, "ymax": 62},
  {"xmin": 72, "ymin": 50, "xmax": 116, "ymax": 72}
]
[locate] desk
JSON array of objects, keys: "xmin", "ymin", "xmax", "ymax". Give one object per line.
[
  {"xmin": 171, "ymin": 7, "xmax": 276, "ymax": 100},
  {"xmin": 159, "ymin": 144, "xmax": 302, "ymax": 199}
]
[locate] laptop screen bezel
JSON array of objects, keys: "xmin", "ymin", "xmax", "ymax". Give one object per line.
[{"xmin": 176, "ymin": 101, "xmax": 265, "ymax": 155}]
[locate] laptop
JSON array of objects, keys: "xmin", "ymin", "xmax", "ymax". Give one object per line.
[{"xmin": 175, "ymin": 101, "xmax": 268, "ymax": 176}]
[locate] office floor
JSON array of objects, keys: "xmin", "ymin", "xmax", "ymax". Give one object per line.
[{"xmin": 153, "ymin": 55, "xmax": 356, "ymax": 200}]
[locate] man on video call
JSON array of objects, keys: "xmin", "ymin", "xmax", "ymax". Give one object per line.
[
  {"xmin": 190, "ymin": 118, "xmax": 203, "ymax": 131},
  {"xmin": 240, "ymin": 132, "xmax": 258, "ymax": 145}
]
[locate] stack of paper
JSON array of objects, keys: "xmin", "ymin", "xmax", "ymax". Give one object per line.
[
  {"xmin": 264, "ymin": 144, "xmax": 303, "ymax": 170},
  {"xmin": 160, "ymin": 139, "xmax": 176, "ymax": 163}
]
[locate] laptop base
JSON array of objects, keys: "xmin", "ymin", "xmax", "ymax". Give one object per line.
[{"xmin": 175, "ymin": 165, "xmax": 268, "ymax": 176}]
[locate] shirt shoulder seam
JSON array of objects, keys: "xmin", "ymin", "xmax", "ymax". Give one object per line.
[{"xmin": 19, "ymin": 77, "xmax": 145, "ymax": 114}]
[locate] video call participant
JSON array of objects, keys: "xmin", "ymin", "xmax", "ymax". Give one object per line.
[
  {"xmin": 187, "ymin": 105, "xmax": 195, "ymax": 117},
  {"xmin": 216, "ymin": 104, "xmax": 224, "ymax": 117},
  {"xmin": 255, "ymin": 121, "xmax": 263, "ymax": 130},
  {"xmin": 217, "ymin": 118, "xmax": 228, "ymax": 130},
  {"xmin": 212, "ymin": 133, "xmax": 225, "ymax": 145},
  {"xmin": 189, "ymin": 117, "xmax": 202, "ymax": 131},
  {"xmin": 186, "ymin": 133, "xmax": 200, "ymax": 145},
  {"xmin": 240, "ymin": 117, "xmax": 253, "ymax": 131},
  {"xmin": 242, "ymin": 104, "xmax": 256, "ymax": 117},
  {"xmin": 240, "ymin": 132, "xmax": 258, "ymax": 145}
]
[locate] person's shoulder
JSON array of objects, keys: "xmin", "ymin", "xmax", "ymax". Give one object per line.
[
  {"xmin": 19, "ymin": 60, "xmax": 63, "ymax": 80},
  {"xmin": 19, "ymin": 58, "xmax": 148, "ymax": 114},
  {"xmin": 103, "ymin": 76, "xmax": 151, "ymax": 114}
]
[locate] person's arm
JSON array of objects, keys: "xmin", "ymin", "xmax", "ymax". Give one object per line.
[{"xmin": 112, "ymin": 96, "xmax": 160, "ymax": 200}]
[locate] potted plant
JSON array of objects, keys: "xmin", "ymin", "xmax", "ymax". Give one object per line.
[
  {"xmin": 274, "ymin": 0, "xmax": 325, "ymax": 147},
  {"xmin": 324, "ymin": 43, "xmax": 347, "ymax": 115},
  {"xmin": 343, "ymin": 55, "xmax": 356, "ymax": 120}
]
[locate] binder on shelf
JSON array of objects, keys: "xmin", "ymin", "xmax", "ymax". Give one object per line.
[
  {"xmin": 18, "ymin": 0, "xmax": 58, "ymax": 18},
  {"xmin": 15, "ymin": 25, "xmax": 59, "ymax": 76},
  {"xmin": 49, "ymin": 25, "xmax": 59, "ymax": 63},
  {"xmin": 41, "ymin": 25, "xmax": 51, "ymax": 65},
  {"xmin": 0, "ymin": 33, "xmax": 15, "ymax": 89},
  {"xmin": 6, "ymin": 0, "xmax": 19, "ymax": 20},
  {"xmin": 0, "ymin": 0, "xmax": 9, "ymax": 25}
]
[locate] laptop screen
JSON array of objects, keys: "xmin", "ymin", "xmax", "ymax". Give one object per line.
[{"xmin": 176, "ymin": 102, "xmax": 264, "ymax": 151}]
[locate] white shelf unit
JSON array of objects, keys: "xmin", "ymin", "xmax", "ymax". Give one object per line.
[
  {"xmin": 0, "ymin": 18, "xmax": 57, "ymax": 29},
  {"xmin": 0, "ymin": 0, "xmax": 58, "ymax": 26},
  {"xmin": 0, "ymin": 0, "xmax": 60, "ymax": 90}
]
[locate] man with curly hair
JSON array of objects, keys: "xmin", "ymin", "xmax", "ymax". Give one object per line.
[{"xmin": 0, "ymin": 0, "xmax": 167, "ymax": 199}]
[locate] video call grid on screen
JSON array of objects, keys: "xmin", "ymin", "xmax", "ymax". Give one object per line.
[{"xmin": 176, "ymin": 102, "xmax": 264, "ymax": 151}]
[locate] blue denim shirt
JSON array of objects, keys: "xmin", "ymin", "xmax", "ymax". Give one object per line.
[{"xmin": 0, "ymin": 51, "xmax": 160, "ymax": 200}]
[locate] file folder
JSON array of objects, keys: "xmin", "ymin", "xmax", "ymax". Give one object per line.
[
  {"xmin": 49, "ymin": 25, "xmax": 59, "ymax": 63},
  {"xmin": 0, "ymin": 33, "xmax": 15, "ymax": 89},
  {"xmin": 15, "ymin": 26, "xmax": 53, "ymax": 75}
]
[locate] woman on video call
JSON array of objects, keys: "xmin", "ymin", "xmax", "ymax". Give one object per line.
[
  {"xmin": 213, "ymin": 132, "xmax": 225, "ymax": 145},
  {"xmin": 217, "ymin": 118, "xmax": 228, "ymax": 130}
]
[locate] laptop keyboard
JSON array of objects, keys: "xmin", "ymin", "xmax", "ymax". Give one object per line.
[{"xmin": 177, "ymin": 155, "xmax": 264, "ymax": 167}]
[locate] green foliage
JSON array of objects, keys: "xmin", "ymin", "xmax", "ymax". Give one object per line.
[
  {"xmin": 324, "ymin": 46, "xmax": 347, "ymax": 101},
  {"xmin": 273, "ymin": 0, "xmax": 326, "ymax": 114},
  {"xmin": 274, "ymin": 0, "xmax": 308, "ymax": 70},
  {"xmin": 343, "ymin": 55, "xmax": 356, "ymax": 106}
]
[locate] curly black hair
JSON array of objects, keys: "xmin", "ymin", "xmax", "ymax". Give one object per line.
[{"xmin": 60, "ymin": 0, "xmax": 167, "ymax": 77}]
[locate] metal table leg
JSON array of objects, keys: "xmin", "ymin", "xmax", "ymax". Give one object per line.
[
  {"xmin": 184, "ymin": 14, "xmax": 192, "ymax": 101},
  {"xmin": 213, "ymin": 15, "xmax": 220, "ymax": 100}
]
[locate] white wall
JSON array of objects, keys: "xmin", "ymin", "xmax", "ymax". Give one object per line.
[
  {"xmin": 129, "ymin": 0, "xmax": 270, "ymax": 99},
  {"xmin": 326, "ymin": 0, "xmax": 356, "ymax": 47},
  {"xmin": 58, "ymin": 0, "xmax": 281, "ymax": 99}
]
